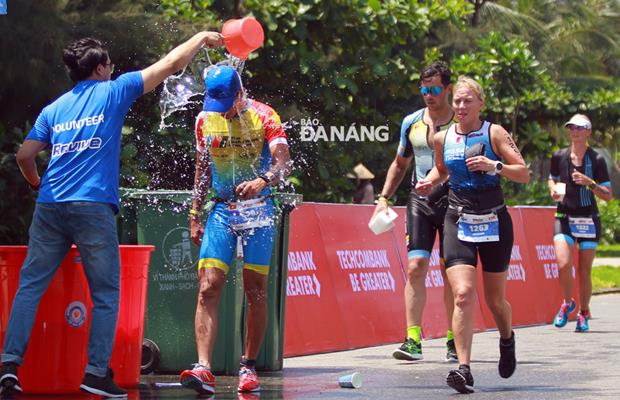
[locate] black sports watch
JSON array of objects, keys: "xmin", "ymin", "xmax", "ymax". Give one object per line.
[
  {"xmin": 494, "ymin": 162, "xmax": 504, "ymax": 175},
  {"xmin": 258, "ymin": 174, "xmax": 271, "ymax": 186}
]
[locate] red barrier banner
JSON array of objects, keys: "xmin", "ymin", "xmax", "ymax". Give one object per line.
[
  {"xmin": 284, "ymin": 204, "xmax": 574, "ymax": 357},
  {"xmin": 475, "ymin": 208, "xmax": 547, "ymax": 329},
  {"xmin": 285, "ymin": 203, "xmax": 486, "ymax": 357},
  {"xmin": 312, "ymin": 204, "xmax": 406, "ymax": 349},
  {"xmin": 517, "ymin": 207, "xmax": 579, "ymax": 324},
  {"xmin": 284, "ymin": 204, "xmax": 349, "ymax": 356}
]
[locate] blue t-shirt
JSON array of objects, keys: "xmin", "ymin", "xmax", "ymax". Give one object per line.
[{"xmin": 26, "ymin": 72, "xmax": 144, "ymax": 211}]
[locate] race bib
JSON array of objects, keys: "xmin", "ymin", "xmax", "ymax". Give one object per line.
[
  {"xmin": 568, "ymin": 217, "xmax": 596, "ymax": 239},
  {"xmin": 227, "ymin": 198, "xmax": 273, "ymax": 232},
  {"xmin": 457, "ymin": 212, "xmax": 499, "ymax": 243}
]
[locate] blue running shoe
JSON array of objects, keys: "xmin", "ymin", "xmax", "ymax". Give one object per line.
[
  {"xmin": 575, "ymin": 313, "xmax": 589, "ymax": 332},
  {"xmin": 553, "ymin": 299, "xmax": 576, "ymax": 328}
]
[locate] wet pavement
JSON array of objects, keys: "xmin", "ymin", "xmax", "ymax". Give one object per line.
[{"xmin": 8, "ymin": 293, "xmax": 620, "ymax": 399}]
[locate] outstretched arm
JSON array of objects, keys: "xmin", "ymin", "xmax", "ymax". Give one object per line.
[{"xmin": 141, "ymin": 31, "xmax": 223, "ymax": 94}]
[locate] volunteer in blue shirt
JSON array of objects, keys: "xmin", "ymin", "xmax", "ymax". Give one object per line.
[
  {"xmin": 0, "ymin": 32, "xmax": 222, "ymax": 398},
  {"xmin": 417, "ymin": 76, "xmax": 529, "ymax": 394},
  {"xmin": 548, "ymin": 114, "xmax": 612, "ymax": 332}
]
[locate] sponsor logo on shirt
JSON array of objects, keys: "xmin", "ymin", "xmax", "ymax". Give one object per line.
[
  {"xmin": 52, "ymin": 114, "xmax": 105, "ymax": 134},
  {"xmin": 444, "ymin": 147, "xmax": 464, "ymax": 161},
  {"xmin": 51, "ymin": 137, "xmax": 102, "ymax": 158}
]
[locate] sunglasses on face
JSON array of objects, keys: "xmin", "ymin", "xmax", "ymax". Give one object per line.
[
  {"xmin": 567, "ymin": 125, "xmax": 588, "ymax": 131},
  {"xmin": 420, "ymin": 86, "xmax": 443, "ymax": 96}
]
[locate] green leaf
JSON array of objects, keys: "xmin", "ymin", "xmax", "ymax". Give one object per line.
[{"xmin": 368, "ymin": 0, "xmax": 381, "ymax": 12}]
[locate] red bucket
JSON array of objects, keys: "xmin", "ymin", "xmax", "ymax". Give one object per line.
[
  {"xmin": 222, "ymin": 17, "xmax": 265, "ymax": 60},
  {"xmin": 0, "ymin": 245, "xmax": 154, "ymax": 394}
]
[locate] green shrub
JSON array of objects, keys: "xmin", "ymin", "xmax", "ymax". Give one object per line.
[
  {"xmin": 598, "ymin": 198, "xmax": 620, "ymax": 244},
  {"xmin": 503, "ymin": 179, "xmax": 555, "ymax": 206}
]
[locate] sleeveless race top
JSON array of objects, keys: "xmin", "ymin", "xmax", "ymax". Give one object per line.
[{"xmin": 443, "ymin": 121, "xmax": 504, "ymax": 210}]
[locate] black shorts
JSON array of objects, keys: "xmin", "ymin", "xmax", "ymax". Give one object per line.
[
  {"xmin": 443, "ymin": 206, "xmax": 513, "ymax": 273},
  {"xmin": 553, "ymin": 212, "xmax": 601, "ymax": 248},
  {"xmin": 406, "ymin": 193, "xmax": 447, "ymax": 259}
]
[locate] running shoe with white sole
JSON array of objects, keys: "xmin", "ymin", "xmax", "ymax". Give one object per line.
[
  {"xmin": 180, "ymin": 364, "xmax": 216, "ymax": 395},
  {"xmin": 238, "ymin": 366, "xmax": 261, "ymax": 393},
  {"xmin": 392, "ymin": 337, "xmax": 423, "ymax": 361},
  {"xmin": 0, "ymin": 363, "xmax": 23, "ymax": 396}
]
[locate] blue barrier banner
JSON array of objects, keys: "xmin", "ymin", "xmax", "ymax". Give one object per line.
[{"xmin": 0, "ymin": 0, "xmax": 6, "ymax": 15}]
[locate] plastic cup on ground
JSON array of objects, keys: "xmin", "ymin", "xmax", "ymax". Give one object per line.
[
  {"xmin": 555, "ymin": 182, "xmax": 566, "ymax": 202},
  {"xmin": 338, "ymin": 372, "xmax": 362, "ymax": 389},
  {"xmin": 368, "ymin": 207, "xmax": 398, "ymax": 235}
]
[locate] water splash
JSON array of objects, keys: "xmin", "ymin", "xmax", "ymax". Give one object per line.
[
  {"xmin": 159, "ymin": 67, "xmax": 205, "ymax": 130},
  {"xmin": 159, "ymin": 50, "xmax": 248, "ymax": 130}
]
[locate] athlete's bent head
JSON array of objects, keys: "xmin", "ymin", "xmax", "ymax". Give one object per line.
[{"xmin": 203, "ymin": 65, "xmax": 243, "ymax": 114}]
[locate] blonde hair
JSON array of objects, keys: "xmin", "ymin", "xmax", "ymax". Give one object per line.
[{"xmin": 454, "ymin": 76, "xmax": 485, "ymax": 102}]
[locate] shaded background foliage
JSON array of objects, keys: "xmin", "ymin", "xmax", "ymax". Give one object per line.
[{"xmin": 1, "ymin": 0, "xmax": 619, "ymax": 244}]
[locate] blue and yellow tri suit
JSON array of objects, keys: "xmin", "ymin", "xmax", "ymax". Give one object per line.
[
  {"xmin": 195, "ymin": 99, "xmax": 288, "ymax": 275},
  {"xmin": 397, "ymin": 108, "xmax": 454, "ymax": 260}
]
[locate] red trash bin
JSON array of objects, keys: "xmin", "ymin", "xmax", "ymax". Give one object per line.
[{"xmin": 0, "ymin": 245, "xmax": 153, "ymax": 394}]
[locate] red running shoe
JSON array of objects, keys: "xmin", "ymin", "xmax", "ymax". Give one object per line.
[
  {"xmin": 180, "ymin": 364, "xmax": 215, "ymax": 395},
  {"xmin": 237, "ymin": 366, "xmax": 261, "ymax": 393}
]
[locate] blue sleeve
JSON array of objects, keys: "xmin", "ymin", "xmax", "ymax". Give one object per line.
[
  {"xmin": 397, "ymin": 114, "xmax": 415, "ymax": 157},
  {"xmin": 594, "ymin": 153, "xmax": 611, "ymax": 186},
  {"xmin": 25, "ymin": 109, "xmax": 51, "ymax": 144},
  {"xmin": 110, "ymin": 71, "xmax": 144, "ymax": 109}
]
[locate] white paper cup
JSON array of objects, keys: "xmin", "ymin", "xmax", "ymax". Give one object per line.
[
  {"xmin": 338, "ymin": 372, "xmax": 362, "ymax": 388},
  {"xmin": 555, "ymin": 182, "xmax": 566, "ymax": 202},
  {"xmin": 368, "ymin": 208, "xmax": 398, "ymax": 235}
]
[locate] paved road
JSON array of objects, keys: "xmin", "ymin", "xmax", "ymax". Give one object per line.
[
  {"xmin": 278, "ymin": 293, "xmax": 620, "ymax": 400},
  {"xmin": 593, "ymin": 257, "xmax": 620, "ymax": 267},
  {"xmin": 12, "ymin": 294, "xmax": 620, "ymax": 399}
]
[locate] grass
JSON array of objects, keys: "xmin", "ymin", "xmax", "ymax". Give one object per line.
[
  {"xmin": 596, "ymin": 243, "xmax": 620, "ymax": 257},
  {"xmin": 592, "ymin": 266, "xmax": 620, "ymax": 293}
]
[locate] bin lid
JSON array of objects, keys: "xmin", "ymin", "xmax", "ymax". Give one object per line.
[
  {"xmin": 125, "ymin": 189, "xmax": 302, "ymax": 207},
  {"xmin": 128, "ymin": 190, "xmax": 193, "ymax": 205}
]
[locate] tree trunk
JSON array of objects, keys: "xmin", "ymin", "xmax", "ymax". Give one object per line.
[
  {"xmin": 234, "ymin": 0, "xmax": 241, "ymax": 18},
  {"xmin": 470, "ymin": 0, "xmax": 486, "ymax": 27}
]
